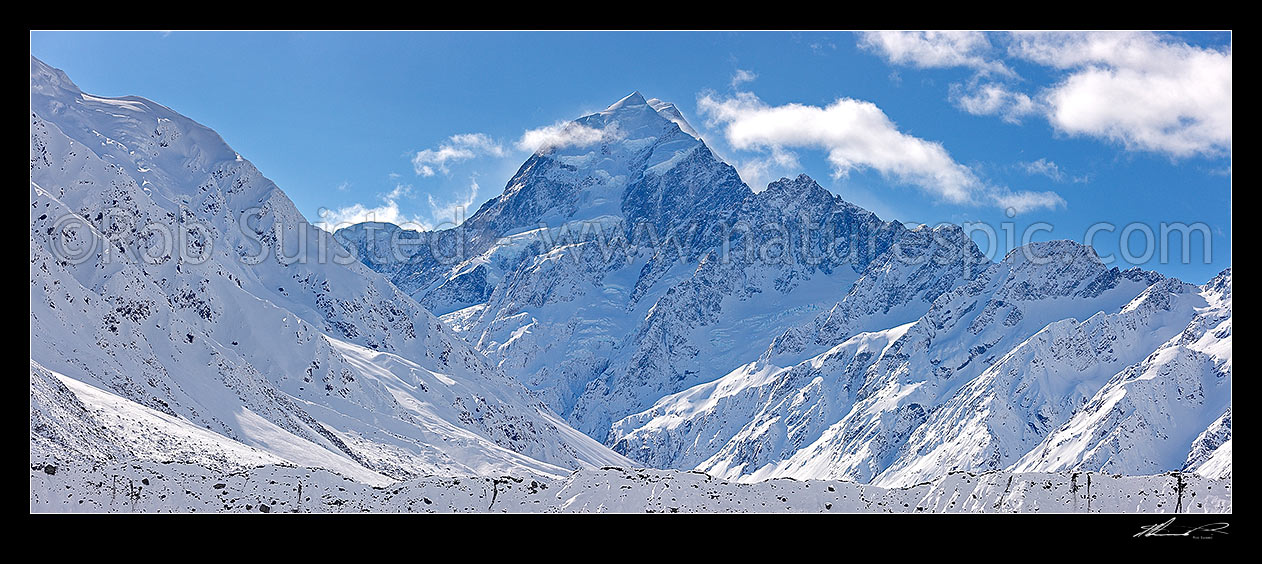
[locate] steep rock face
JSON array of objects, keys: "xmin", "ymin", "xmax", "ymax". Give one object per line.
[
  {"xmin": 568, "ymin": 175, "xmax": 990, "ymax": 439},
  {"xmin": 472, "ymin": 92, "xmax": 729, "ymax": 240},
  {"xmin": 335, "ymin": 91, "xmax": 741, "ymax": 316},
  {"xmin": 29, "ymin": 56, "xmax": 629, "ymax": 482},
  {"xmin": 764, "ymin": 221, "xmax": 997, "ymax": 367}
]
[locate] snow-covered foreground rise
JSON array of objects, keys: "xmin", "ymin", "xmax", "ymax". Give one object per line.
[
  {"xmin": 29, "ymin": 56, "xmax": 630, "ymax": 486},
  {"xmin": 31, "ymin": 459, "xmax": 1231, "ymax": 513}
]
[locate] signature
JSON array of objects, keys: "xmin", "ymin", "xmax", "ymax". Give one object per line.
[{"xmin": 1135, "ymin": 517, "xmax": 1229, "ymax": 538}]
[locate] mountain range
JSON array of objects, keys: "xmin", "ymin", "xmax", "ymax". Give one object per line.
[{"xmin": 30, "ymin": 56, "xmax": 1230, "ymax": 511}]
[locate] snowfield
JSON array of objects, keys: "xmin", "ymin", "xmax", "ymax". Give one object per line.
[{"xmin": 31, "ymin": 458, "xmax": 1230, "ymax": 514}]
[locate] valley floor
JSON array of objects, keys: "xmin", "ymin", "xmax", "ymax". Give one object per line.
[{"xmin": 30, "ymin": 457, "xmax": 1231, "ymax": 514}]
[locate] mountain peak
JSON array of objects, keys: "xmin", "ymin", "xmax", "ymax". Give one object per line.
[
  {"xmin": 605, "ymin": 91, "xmax": 648, "ymax": 112},
  {"xmin": 1003, "ymin": 239, "xmax": 1102, "ymax": 266},
  {"xmin": 598, "ymin": 91, "xmax": 700, "ymax": 139},
  {"xmin": 646, "ymin": 97, "xmax": 700, "ymax": 139},
  {"xmin": 762, "ymin": 174, "xmax": 831, "ymax": 201},
  {"xmin": 31, "ymin": 56, "xmax": 81, "ymax": 98}
]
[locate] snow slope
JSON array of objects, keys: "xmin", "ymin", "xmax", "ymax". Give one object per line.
[
  {"xmin": 31, "ymin": 458, "xmax": 1230, "ymax": 513},
  {"xmin": 1013, "ymin": 270, "xmax": 1232, "ymax": 476},
  {"xmin": 29, "ymin": 56, "xmax": 629, "ymax": 483}
]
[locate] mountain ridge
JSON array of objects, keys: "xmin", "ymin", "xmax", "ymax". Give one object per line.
[
  {"xmin": 30, "ymin": 55, "xmax": 631, "ymax": 484},
  {"xmin": 332, "ymin": 88, "xmax": 1230, "ymax": 486}
]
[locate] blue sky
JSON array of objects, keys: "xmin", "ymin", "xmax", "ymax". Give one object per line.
[{"xmin": 30, "ymin": 31, "xmax": 1231, "ymax": 283}]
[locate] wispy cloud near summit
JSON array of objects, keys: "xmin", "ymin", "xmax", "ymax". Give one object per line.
[{"xmin": 412, "ymin": 133, "xmax": 506, "ymax": 177}]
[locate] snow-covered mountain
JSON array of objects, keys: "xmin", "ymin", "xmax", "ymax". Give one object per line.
[
  {"xmin": 610, "ymin": 254, "xmax": 1231, "ymax": 486},
  {"xmin": 29, "ymin": 56, "xmax": 630, "ymax": 483},
  {"xmin": 335, "ymin": 91, "xmax": 1231, "ymax": 489},
  {"xmin": 1012, "ymin": 269, "xmax": 1232, "ymax": 477},
  {"xmin": 336, "ymin": 97, "xmax": 991, "ymax": 445},
  {"xmin": 31, "ymin": 56, "xmax": 1230, "ymax": 512}
]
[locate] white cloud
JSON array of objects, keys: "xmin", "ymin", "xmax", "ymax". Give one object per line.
[
  {"xmin": 858, "ymin": 31, "xmax": 1012, "ymax": 76},
  {"xmin": 860, "ymin": 31, "xmax": 1232, "ymax": 158},
  {"xmin": 318, "ymin": 176, "xmax": 488, "ymax": 232},
  {"xmin": 993, "ymin": 190, "xmax": 1068, "ymax": 214},
  {"xmin": 316, "ymin": 177, "xmax": 490, "ymax": 232},
  {"xmin": 950, "ymin": 81, "xmax": 1038, "ymax": 124},
  {"xmin": 516, "ymin": 121, "xmax": 617, "ymax": 153},
  {"xmin": 700, "ymin": 91, "xmax": 956, "ymax": 201},
  {"xmin": 733, "ymin": 146, "xmax": 801, "ymax": 193},
  {"xmin": 809, "ymin": 40, "xmax": 837, "ymax": 53},
  {"xmin": 1010, "ymin": 31, "xmax": 1231, "ymax": 157},
  {"xmin": 384, "ymin": 184, "xmax": 412, "ymax": 201},
  {"xmin": 335, "ymin": 180, "xmax": 351, "ymax": 192},
  {"xmin": 412, "ymin": 133, "xmax": 505, "ymax": 176},
  {"xmin": 1019, "ymin": 158, "xmax": 1065, "ymax": 181},
  {"xmin": 316, "ymin": 183, "xmax": 429, "ymax": 232},
  {"xmin": 731, "ymin": 68, "xmax": 758, "ymax": 89},
  {"xmin": 1017, "ymin": 158, "xmax": 1088, "ymax": 183},
  {"xmin": 426, "ymin": 176, "xmax": 482, "ymax": 227},
  {"xmin": 698, "ymin": 90, "xmax": 1062, "ymax": 212}
]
